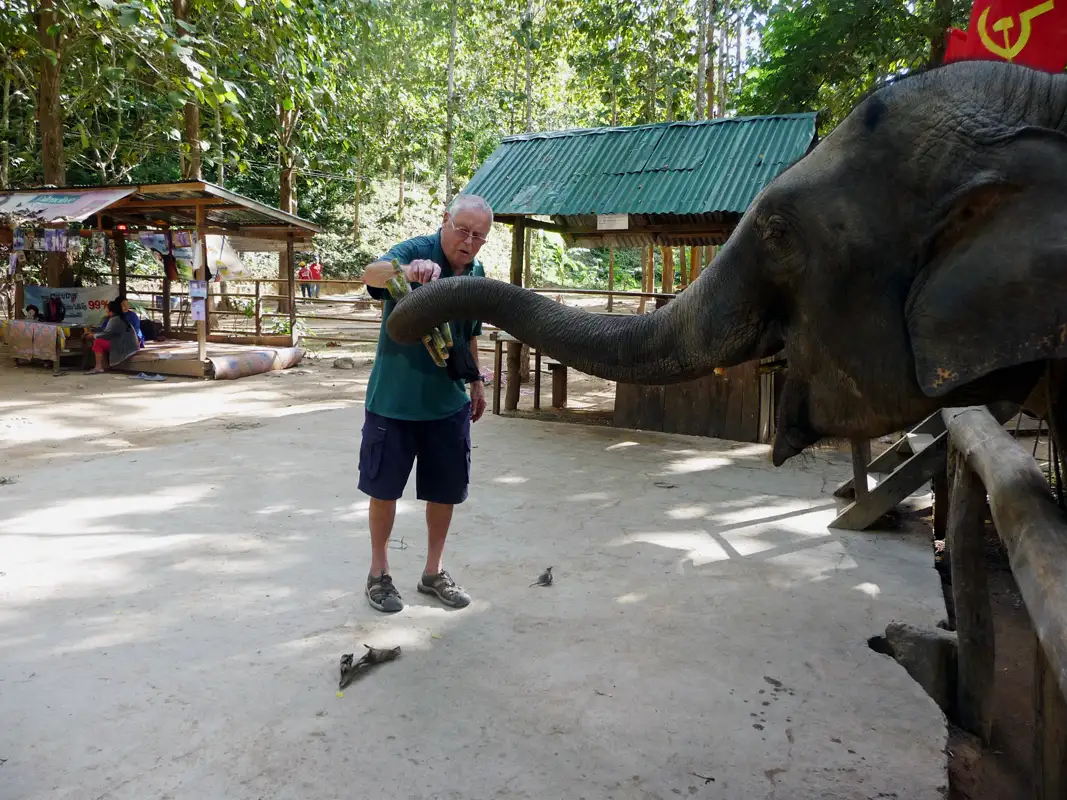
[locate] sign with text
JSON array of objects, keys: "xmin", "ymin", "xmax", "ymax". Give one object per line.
[
  {"xmin": 23, "ymin": 285, "xmax": 118, "ymax": 327},
  {"xmin": 597, "ymin": 213, "xmax": 629, "ymax": 231}
]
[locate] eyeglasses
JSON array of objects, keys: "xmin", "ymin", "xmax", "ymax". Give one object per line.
[{"xmin": 448, "ymin": 218, "xmax": 489, "ymax": 245}]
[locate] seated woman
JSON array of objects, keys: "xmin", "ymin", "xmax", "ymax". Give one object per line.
[
  {"xmin": 88, "ymin": 299, "xmax": 140, "ymax": 374},
  {"xmin": 118, "ymin": 295, "xmax": 145, "ymax": 348}
]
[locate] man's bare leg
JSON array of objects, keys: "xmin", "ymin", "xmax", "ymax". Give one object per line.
[
  {"xmin": 366, "ymin": 497, "xmax": 403, "ymax": 612},
  {"xmin": 424, "ymin": 501, "xmax": 453, "ymax": 575},
  {"xmin": 418, "ymin": 501, "xmax": 471, "ymax": 608},
  {"xmin": 369, "ymin": 497, "xmax": 396, "ymax": 576}
]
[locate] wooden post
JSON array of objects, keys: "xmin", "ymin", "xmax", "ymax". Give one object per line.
[
  {"xmin": 691, "ymin": 245, "xmax": 702, "ymax": 282},
  {"xmin": 948, "ymin": 449, "xmax": 995, "ymax": 743},
  {"xmin": 162, "ymin": 275, "xmax": 172, "ymax": 335},
  {"xmin": 851, "ymin": 438, "xmax": 871, "ymax": 500},
  {"xmin": 196, "ymin": 206, "xmax": 208, "ymax": 362},
  {"xmin": 13, "ymin": 252, "xmax": 23, "ymax": 318},
  {"xmin": 678, "ymin": 246, "xmax": 689, "ymax": 289},
  {"xmin": 505, "ymin": 219, "xmax": 525, "ymax": 411},
  {"xmin": 606, "ymin": 247, "xmax": 615, "ymax": 312},
  {"xmin": 493, "ymin": 338, "xmax": 503, "ymax": 415},
  {"xmin": 660, "ymin": 245, "xmax": 674, "ymax": 294},
  {"xmin": 115, "ymin": 228, "xmax": 128, "ymax": 298},
  {"xmin": 534, "ymin": 348, "xmax": 542, "ymax": 410},
  {"xmin": 638, "ymin": 246, "xmax": 649, "ymax": 314},
  {"xmin": 1035, "ymin": 640, "xmax": 1067, "ymax": 799},
  {"xmin": 254, "ymin": 279, "xmax": 262, "ymax": 340},
  {"xmin": 286, "ymin": 234, "xmax": 296, "ymax": 345}
]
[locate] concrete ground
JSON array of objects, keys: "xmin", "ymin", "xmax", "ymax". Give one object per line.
[{"xmin": 0, "ymin": 364, "xmax": 949, "ymax": 800}]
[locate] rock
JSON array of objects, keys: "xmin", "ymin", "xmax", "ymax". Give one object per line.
[
  {"xmin": 885, "ymin": 621, "xmax": 958, "ymax": 714},
  {"xmin": 333, "ymin": 357, "xmax": 356, "ymax": 370}
]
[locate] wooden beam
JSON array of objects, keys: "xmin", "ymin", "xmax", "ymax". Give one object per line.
[
  {"xmin": 286, "ymin": 233, "xmax": 296, "ymax": 345},
  {"xmin": 114, "ymin": 227, "xmax": 128, "ymax": 297},
  {"xmin": 851, "ymin": 438, "xmax": 872, "ymax": 501},
  {"xmin": 196, "ymin": 204, "xmax": 207, "ymax": 362},
  {"xmin": 829, "ymin": 432, "xmax": 947, "ymax": 530},
  {"xmin": 505, "ymin": 219, "xmax": 526, "ymax": 411},
  {"xmin": 948, "ymin": 448, "xmax": 995, "ymax": 744},
  {"xmin": 943, "ymin": 405, "xmax": 1067, "ymax": 704},
  {"xmin": 112, "ymin": 197, "xmax": 232, "ymax": 210}
]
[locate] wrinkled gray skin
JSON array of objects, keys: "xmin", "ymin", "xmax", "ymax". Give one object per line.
[{"xmin": 387, "ymin": 61, "xmax": 1067, "ymax": 466}]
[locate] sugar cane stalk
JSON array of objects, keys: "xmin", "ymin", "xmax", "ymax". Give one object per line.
[{"xmin": 389, "ymin": 259, "xmax": 449, "ymax": 365}]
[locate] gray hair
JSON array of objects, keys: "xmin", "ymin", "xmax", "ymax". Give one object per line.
[{"xmin": 447, "ymin": 194, "xmax": 494, "ymax": 224}]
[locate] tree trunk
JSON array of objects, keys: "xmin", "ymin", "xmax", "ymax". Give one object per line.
[
  {"xmin": 37, "ymin": 0, "xmax": 64, "ymax": 187},
  {"xmin": 524, "ymin": 0, "xmax": 534, "ymax": 131},
  {"xmin": 277, "ymin": 105, "xmax": 297, "ymax": 315},
  {"xmin": 353, "ymin": 173, "xmax": 361, "ymax": 244},
  {"xmin": 735, "ymin": 19, "xmax": 742, "ymax": 98},
  {"xmin": 1, "ymin": 72, "xmax": 10, "ymax": 189},
  {"xmin": 706, "ymin": 0, "xmax": 717, "ymax": 118},
  {"xmin": 215, "ymin": 99, "xmax": 224, "ymax": 185},
  {"xmin": 37, "ymin": 0, "xmax": 66, "ymax": 287},
  {"xmin": 444, "ymin": 0, "xmax": 458, "ymax": 204},
  {"xmin": 695, "ymin": 0, "xmax": 707, "ymax": 119},
  {"xmin": 927, "ymin": 0, "xmax": 954, "ymax": 66},
  {"xmin": 172, "ymin": 0, "xmax": 201, "ymax": 180},
  {"xmin": 717, "ymin": 26, "xmax": 727, "ymax": 118}
]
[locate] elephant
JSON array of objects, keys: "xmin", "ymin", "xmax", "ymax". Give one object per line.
[{"xmin": 384, "ymin": 60, "xmax": 1067, "ymax": 469}]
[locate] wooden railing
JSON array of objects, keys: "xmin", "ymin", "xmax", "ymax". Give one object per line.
[{"xmin": 941, "ymin": 405, "xmax": 1067, "ymax": 797}]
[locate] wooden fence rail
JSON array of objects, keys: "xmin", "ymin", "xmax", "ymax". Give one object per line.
[{"xmin": 941, "ymin": 405, "xmax": 1067, "ymax": 798}]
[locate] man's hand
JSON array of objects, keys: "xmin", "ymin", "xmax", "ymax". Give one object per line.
[
  {"xmin": 405, "ymin": 259, "xmax": 441, "ymax": 284},
  {"xmin": 470, "ymin": 381, "xmax": 486, "ymax": 422}
]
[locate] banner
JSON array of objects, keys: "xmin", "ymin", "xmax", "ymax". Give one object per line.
[
  {"xmin": 139, "ymin": 232, "xmax": 195, "ymax": 280},
  {"xmin": 23, "ymin": 285, "xmax": 119, "ymax": 328},
  {"xmin": 944, "ymin": 0, "xmax": 1067, "ymax": 71}
]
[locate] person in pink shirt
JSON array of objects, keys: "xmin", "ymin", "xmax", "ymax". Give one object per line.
[{"xmin": 308, "ymin": 259, "xmax": 323, "ymax": 299}]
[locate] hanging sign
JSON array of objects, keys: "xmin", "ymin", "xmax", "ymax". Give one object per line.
[{"xmin": 596, "ymin": 214, "xmax": 629, "ymax": 231}]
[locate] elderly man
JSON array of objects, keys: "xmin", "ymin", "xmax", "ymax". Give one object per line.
[{"xmin": 358, "ymin": 194, "xmax": 492, "ymax": 613}]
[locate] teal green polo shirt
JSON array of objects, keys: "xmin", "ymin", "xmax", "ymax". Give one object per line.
[{"xmin": 364, "ymin": 231, "xmax": 484, "ymax": 421}]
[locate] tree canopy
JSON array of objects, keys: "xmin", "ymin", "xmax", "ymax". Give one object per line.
[{"xmin": 1, "ymin": 0, "xmax": 974, "ymax": 224}]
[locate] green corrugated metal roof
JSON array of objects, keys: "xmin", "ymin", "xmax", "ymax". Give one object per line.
[{"xmin": 462, "ymin": 112, "xmax": 818, "ymax": 218}]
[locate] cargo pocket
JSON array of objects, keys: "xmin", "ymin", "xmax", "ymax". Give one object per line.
[
  {"xmin": 464, "ymin": 430, "xmax": 472, "ymax": 483},
  {"xmin": 359, "ymin": 425, "xmax": 388, "ymax": 481}
]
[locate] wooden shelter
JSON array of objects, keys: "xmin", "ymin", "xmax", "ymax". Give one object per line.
[
  {"xmin": 1, "ymin": 181, "xmax": 320, "ymax": 377},
  {"xmin": 461, "ymin": 113, "xmax": 818, "ymax": 443}
]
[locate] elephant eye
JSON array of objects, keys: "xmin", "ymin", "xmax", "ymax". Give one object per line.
[{"xmin": 761, "ymin": 213, "xmax": 791, "ymax": 242}]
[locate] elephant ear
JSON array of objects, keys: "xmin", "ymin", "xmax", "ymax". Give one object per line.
[{"xmin": 906, "ymin": 127, "xmax": 1067, "ymax": 398}]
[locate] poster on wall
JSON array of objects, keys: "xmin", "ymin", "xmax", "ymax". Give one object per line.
[
  {"xmin": 190, "ymin": 298, "xmax": 206, "ymax": 321},
  {"xmin": 12, "ymin": 228, "xmax": 25, "ymax": 250},
  {"xmin": 139, "ymin": 231, "xmax": 195, "ymax": 280},
  {"xmin": 193, "ymin": 234, "xmax": 249, "ymax": 281},
  {"xmin": 23, "ymin": 285, "xmax": 119, "ymax": 327}
]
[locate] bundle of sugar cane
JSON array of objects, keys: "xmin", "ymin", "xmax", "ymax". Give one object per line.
[{"xmin": 387, "ymin": 259, "xmax": 449, "ymax": 367}]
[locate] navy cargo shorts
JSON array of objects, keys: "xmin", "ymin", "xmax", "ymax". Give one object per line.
[{"xmin": 357, "ymin": 404, "xmax": 472, "ymax": 505}]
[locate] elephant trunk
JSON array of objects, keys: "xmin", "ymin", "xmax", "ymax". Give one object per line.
[{"xmin": 385, "ymin": 256, "xmax": 763, "ymax": 385}]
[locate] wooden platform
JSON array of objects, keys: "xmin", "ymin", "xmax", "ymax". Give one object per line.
[{"xmin": 115, "ymin": 340, "xmax": 304, "ymax": 380}]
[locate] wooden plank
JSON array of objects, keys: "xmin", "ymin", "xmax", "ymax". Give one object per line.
[
  {"xmin": 851, "ymin": 439, "xmax": 872, "ymax": 501},
  {"xmin": 549, "ymin": 364, "xmax": 568, "ymax": 409},
  {"xmin": 944, "ymin": 405, "xmax": 1067, "ymax": 705},
  {"xmin": 662, "ymin": 376, "xmax": 712, "ymax": 437},
  {"xmin": 829, "ymin": 431, "xmax": 948, "ymax": 530},
  {"xmin": 613, "ymin": 382, "xmax": 642, "ymax": 429},
  {"xmin": 833, "ymin": 411, "xmax": 947, "ymax": 498},
  {"xmin": 533, "ymin": 348, "xmax": 542, "ymax": 411},
  {"xmin": 285, "ymin": 234, "xmax": 295, "ymax": 345},
  {"xmin": 948, "ymin": 449, "xmax": 995, "ymax": 744},
  {"xmin": 740, "ymin": 362, "xmax": 761, "ymax": 442},
  {"xmin": 492, "ymin": 339, "xmax": 503, "ymax": 416},
  {"xmin": 634, "ymin": 385, "xmax": 666, "ymax": 431},
  {"xmin": 1035, "ymin": 640, "xmax": 1067, "ymax": 799}
]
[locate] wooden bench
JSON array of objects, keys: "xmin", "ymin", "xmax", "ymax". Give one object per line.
[{"xmin": 488, "ymin": 331, "xmax": 568, "ymax": 414}]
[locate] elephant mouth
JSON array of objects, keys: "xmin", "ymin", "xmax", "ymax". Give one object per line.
[{"xmin": 771, "ymin": 425, "xmax": 820, "ymax": 466}]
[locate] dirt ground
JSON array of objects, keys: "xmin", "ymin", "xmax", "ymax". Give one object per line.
[
  {"xmin": 0, "ymin": 349, "xmax": 955, "ymax": 799},
  {"xmin": 0, "ymin": 326, "xmax": 1046, "ymax": 800}
]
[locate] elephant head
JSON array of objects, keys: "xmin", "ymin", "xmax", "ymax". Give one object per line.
[{"xmin": 386, "ymin": 60, "xmax": 1067, "ymax": 466}]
